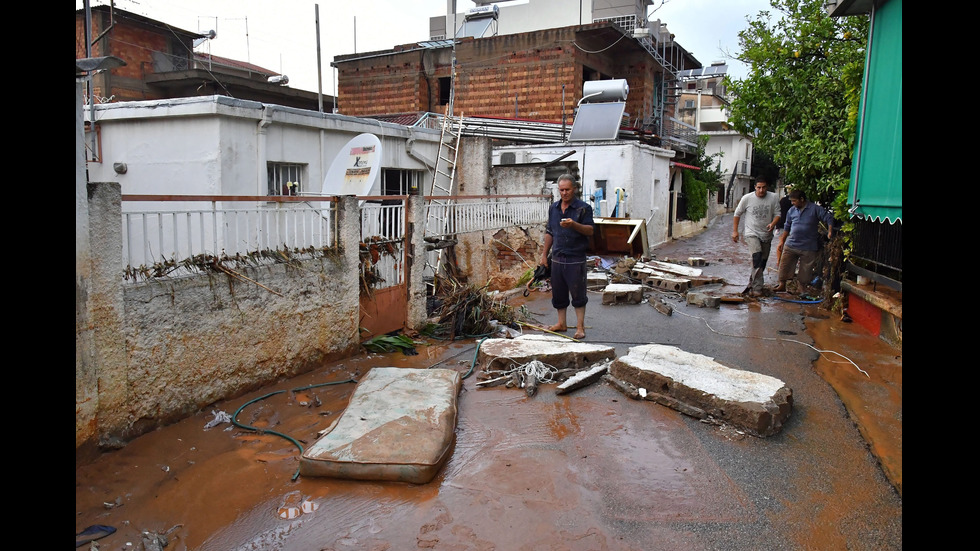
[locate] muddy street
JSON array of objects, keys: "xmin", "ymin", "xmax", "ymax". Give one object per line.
[{"xmin": 76, "ymin": 213, "xmax": 902, "ymax": 550}]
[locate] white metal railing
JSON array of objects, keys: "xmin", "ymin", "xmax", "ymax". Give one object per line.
[
  {"xmin": 122, "ymin": 201, "xmax": 337, "ymax": 276},
  {"xmin": 424, "ymin": 197, "xmax": 549, "ymax": 237},
  {"xmin": 121, "ymin": 195, "xmax": 547, "ymax": 283}
]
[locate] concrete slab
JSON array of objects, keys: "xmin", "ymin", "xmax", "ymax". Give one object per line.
[
  {"xmin": 601, "ymin": 283, "xmax": 644, "ymax": 304},
  {"xmin": 608, "ymin": 344, "xmax": 792, "ymax": 437},
  {"xmin": 477, "ymin": 334, "xmax": 617, "ymax": 372}
]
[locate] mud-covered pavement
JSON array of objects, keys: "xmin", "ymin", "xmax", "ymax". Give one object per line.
[{"xmin": 76, "ymin": 213, "xmax": 902, "ymax": 550}]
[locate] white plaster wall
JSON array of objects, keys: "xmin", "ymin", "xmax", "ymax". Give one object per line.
[
  {"xmin": 87, "ymin": 97, "xmax": 441, "ymax": 201},
  {"xmin": 492, "ymin": 141, "xmax": 674, "ymax": 249}
]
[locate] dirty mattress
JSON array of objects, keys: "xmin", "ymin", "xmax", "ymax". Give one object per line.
[{"xmin": 300, "ymin": 367, "xmax": 462, "ymax": 484}]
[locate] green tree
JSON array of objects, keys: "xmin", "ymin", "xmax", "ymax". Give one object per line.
[{"xmin": 727, "ymin": 0, "xmax": 867, "ymax": 215}]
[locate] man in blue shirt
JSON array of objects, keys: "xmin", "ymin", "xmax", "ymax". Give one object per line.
[
  {"xmin": 540, "ymin": 174, "xmax": 594, "ymax": 340},
  {"xmin": 775, "ymin": 189, "xmax": 836, "ymax": 294}
]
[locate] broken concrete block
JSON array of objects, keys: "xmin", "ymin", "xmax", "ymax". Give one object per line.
[
  {"xmin": 630, "ymin": 267, "xmax": 654, "ymax": 284},
  {"xmin": 587, "ymin": 271, "xmax": 609, "ymax": 290},
  {"xmin": 649, "ymin": 275, "xmax": 690, "ymax": 292},
  {"xmin": 651, "ymin": 298, "xmax": 673, "ymax": 316},
  {"xmin": 477, "ymin": 335, "xmax": 617, "ymax": 373},
  {"xmin": 688, "ymin": 257, "xmax": 707, "ymax": 266},
  {"xmin": 602, "ymin": 283, "xmax": 644, "ymax": 304},
  {"xmin": 608, "ymin": 344, "xmax": 792, "ymax": 437},
  {"xmin": 687, "ymin": 292, "xmax": 720, "ymax": 308}
]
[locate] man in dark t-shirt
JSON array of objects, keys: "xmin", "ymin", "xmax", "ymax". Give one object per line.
[{"xmin": 540, "ymin": 174, "xmax": 594, "ymax": 340}]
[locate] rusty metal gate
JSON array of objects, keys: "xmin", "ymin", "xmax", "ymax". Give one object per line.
[{"xmin": 359, "ymin": 198, "xmax": 408, "ymax": 338}]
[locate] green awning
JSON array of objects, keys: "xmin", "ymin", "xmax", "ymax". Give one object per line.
[{"xmin": 847, "ymin": 0, "xmax": 902, "ymax": 224}]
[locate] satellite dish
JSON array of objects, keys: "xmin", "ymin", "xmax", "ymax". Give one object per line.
[{"xmin": 322, "ymin": 133, "xmax": 382, "ymax": 200}]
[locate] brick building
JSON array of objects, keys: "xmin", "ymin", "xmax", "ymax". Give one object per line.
[
  {"xmin": 75, "ymin": 4, "xmax": 331, "ymax": 112},
  {"xmin": 332, "ymin": 21, "xmax": 698, "ymax": 148}
]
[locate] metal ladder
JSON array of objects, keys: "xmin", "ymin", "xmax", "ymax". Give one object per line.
[{"xmin": 424, "ymin": 109, "xmax": 464, "ymax": 290}]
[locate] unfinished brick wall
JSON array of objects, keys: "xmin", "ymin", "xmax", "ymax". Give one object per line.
[
  {"xmin": 494, "ymin": 228, "xmax": 540, "ymax": 273},
  {"xmin": 336, "ymin": 51, "xmax": 430, "ymax": 115},
  {"xmin": 335, "ymin": 23, "xmax": 671, "ymax": 126},
  {"xmin": 77, "ymin": 9, "xmax": 190, "ymax": 102}
]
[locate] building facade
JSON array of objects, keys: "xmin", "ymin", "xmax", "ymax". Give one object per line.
[{"xmin": 76, "ymin": 5, "xmax": 332, "ymax": 114}]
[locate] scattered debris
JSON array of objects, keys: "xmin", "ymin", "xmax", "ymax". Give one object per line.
[
  {"xmin": 687, "ymin": 292, "xmax": 721, "ymax": 308},
  {"xmin": 76, "ymin": 524, "xmax": 116, "ymax": 548},
  {"xmin": 556, "ymin": 360, "xmax": 612, "ymax": 395},
  {"xmin": 204, "ymin": 410, "xmax": 232, "ymax": 430},
  {"xmin": 141, "ymin": 524, "xmax": 182, "ymax": 551},
  {"xmin": 425, "ymin": 276, "xmax": 529, "ymax": 339},
  {"xmin": 362, "ymin": 333, "xmax": 423, "ymax": 355},
  {"xmin": 650, "ymin": 298, "xmax": 674, "ymax": 316},
  {"xmin": 103, "ymin": 497, "xmax": 123, "ymax": 509}
]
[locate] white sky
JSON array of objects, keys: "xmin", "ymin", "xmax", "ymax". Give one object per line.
[{"xmin": 78, "ymin": 0, "xmax": 772, "ymax": 95}]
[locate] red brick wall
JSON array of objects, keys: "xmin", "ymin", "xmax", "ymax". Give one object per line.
[
  {"xmin": 336, "ymin": 51, "xmax": 429, "ymax": 116},
  {"xmin": 336, "ymin": 24, "xmax": 667, "ymax": 125},
  {"xmin": 77, "ymin": 10, "xmax": 191, "ymax": 102}
]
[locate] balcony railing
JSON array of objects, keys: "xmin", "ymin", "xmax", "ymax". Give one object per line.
[
  {"xmin": 662, "ymin": 116, "xmax": 697, "ymax": 153},
  {"xmin": 424, "ymin": 196, "xmax": 550, "ymax": 237}
]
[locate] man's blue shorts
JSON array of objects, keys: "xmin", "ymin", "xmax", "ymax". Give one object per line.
[{"xmin": 551, "ymin": 257, "xmax": 588, "ymax": 310}]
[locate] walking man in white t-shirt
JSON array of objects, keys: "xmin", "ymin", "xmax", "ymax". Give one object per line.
[{"xmin": 732, "ymin": 177, "xmax": 781, "ymax": 297}]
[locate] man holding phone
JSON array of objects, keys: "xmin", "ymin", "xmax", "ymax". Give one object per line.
[{"xmin": 540, "ymin": 174, "xmax": 594, "ymax": 340}]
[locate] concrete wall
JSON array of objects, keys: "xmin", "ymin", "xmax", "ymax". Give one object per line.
[
  {"xmin": 492, "ymin": 141, "xmax": 677, "ymax": 250},
  {"xmin": 77, "ymin": 184, "xmax": 376, "ymax": 450},
  {"xmin": 454, "ymin": 138, "xmax": 549, "ymax": 292},
  {"xmin": 77, "ymin": 81, "xmax": 97, "ymax": 448}
]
